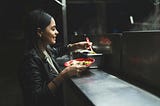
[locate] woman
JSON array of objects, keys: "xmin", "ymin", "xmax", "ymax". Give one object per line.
[{"xmin": 19, "ymin": 9, "xmax": 91, "ymax": 106}]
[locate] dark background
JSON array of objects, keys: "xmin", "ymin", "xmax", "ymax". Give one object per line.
[
  {"xmin": 0, "ymin": 0, "xmax": 156, "ymax": 106},
  {"xmin": 0, "ymin": 0, "xmax": 154, "ymax": 42}
]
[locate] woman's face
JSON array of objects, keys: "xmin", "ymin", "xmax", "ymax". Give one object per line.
[{"xmin": 41, "ymin": 18, "xmax": 59, "ymax": 45}]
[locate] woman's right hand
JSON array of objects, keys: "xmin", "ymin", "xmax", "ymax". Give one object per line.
[{"xmin": 61, "ymin": 65, "xmax": 87, "ymax": 77}]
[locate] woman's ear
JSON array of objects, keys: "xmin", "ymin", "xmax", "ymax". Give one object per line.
[{"xmin": 36, "ymin": 28, "xmax": 43, "ymax": 37}]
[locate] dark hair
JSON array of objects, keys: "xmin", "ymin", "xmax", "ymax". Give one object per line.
[{"xmin": 23, "ymin": 9, "xmax": 53, "ymax": 50}]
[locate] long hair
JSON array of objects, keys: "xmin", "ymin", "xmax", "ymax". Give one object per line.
[{"xmin": 23, "ymin": 9, "xmax": 53, "ymax": 50}]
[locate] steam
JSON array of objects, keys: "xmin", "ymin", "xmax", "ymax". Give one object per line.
[{"xmin": 131, "ymin": 1, "xmax": 160, "ymax": 31}]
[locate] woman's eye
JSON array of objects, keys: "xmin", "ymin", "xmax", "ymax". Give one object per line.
[{"xmin": 52, "ymin": 27, "xmax": 57, "ymax": 31}]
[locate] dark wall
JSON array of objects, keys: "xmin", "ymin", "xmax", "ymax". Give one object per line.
[
  {"xmin": 121, "ymin": 31, "xmax": 160, "ymax": 96},
  {"xmin": 0, "ymin": 0, "xmax": 154, "ymax": 41},
  {"xmin": 67, "ymin": 0, "xmax": 154, "ymax": 35},
  {"xmin": 0, "ymin": 0, "xmax": 63, "ymax": 42}
]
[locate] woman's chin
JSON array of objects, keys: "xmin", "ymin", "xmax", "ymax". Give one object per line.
[{"xmin": 49, "ymin": 40, "xmax": 56, "ymax": 45}]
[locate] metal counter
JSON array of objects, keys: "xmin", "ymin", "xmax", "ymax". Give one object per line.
[{"xmin": 65, "ymin": 69, "xmax": 160, "ymax": 106}]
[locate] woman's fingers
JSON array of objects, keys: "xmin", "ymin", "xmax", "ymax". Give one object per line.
[
  {"xmin": 75, "ymin": 65, "xmax": 87, "ymax": 77},
  {"xmin": 65, "ymin": 65, "xmax": 87, "ymax": 77},
  {"xmin": 77, "ymin": 41, "xmax": 92, "ymax": 49}
]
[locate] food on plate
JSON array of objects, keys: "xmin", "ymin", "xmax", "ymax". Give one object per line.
[
  {"xmin": 89, "ymin": 50, "xmax": 96, "ymax": 54},
  {"xmin": 75, "ymin": 49, "xmax": 96, "ymax": 54},
  {"xmin": 64, "ymin": 58, "xmax": 95, "ymax": 67},
  {"xmin": 70, "ymin": 60, "xmax": 92, "ymax": 66}
]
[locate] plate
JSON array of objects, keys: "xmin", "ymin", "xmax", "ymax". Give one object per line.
[
  {"xmin": 75, "ymin": 49, "xmax": 96, "ymax": 54},
  {"xmin": 64, "ymin": 58, "xmax": 95, "ymax": 67}
]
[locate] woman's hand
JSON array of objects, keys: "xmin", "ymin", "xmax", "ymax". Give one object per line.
[
  {"xmin": 77, "ymin": 41, "xmax": 92, "ymax": 50},
  {"xmin": 61, "ymin": 65, "xmax": 87, "ymax": 77},
  {"xmin": 68, "ymin": 41, "xmax": 92, "ymax": 51}
]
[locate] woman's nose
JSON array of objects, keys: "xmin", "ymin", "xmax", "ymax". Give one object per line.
[{"xmin": 56, "ymin": 29, "xmax": 59, "ymax": 34}]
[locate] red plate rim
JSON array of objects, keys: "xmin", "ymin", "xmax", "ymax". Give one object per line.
[{"xmin": 64, "ymin": 58, "xmax": 95, "ymax": 67}]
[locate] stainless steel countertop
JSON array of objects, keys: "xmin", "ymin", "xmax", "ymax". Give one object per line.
[{"xmin": 71, "ymin": 69, "xmax": 160, "ymax": 106}]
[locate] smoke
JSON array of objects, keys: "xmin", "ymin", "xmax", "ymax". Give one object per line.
[{"xmin": 131, "ymin": 1, "xmax": 160, "ymax": 31}]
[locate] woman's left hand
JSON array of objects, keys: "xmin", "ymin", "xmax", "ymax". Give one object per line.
[
  {"xmin": 77, "ymin": 41, "xmax": 92, "ymax": 49},
  {"xmin": 69, "ymin": 41, "xmax": 92, "ymax": 51}
]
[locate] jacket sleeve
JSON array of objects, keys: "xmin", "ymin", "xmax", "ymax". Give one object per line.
[
  {"xmin": 19, "ymin": 54, "xmax": 55, "ymax": 106},
  {"xmin": 48, "ymin": 45, "xmax": 69, "ymax": 57}
]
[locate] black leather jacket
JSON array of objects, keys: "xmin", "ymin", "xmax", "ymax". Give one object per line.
[{"xmin": 19, "ymin": 45, "xmax": 69, "ymax": 106}]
